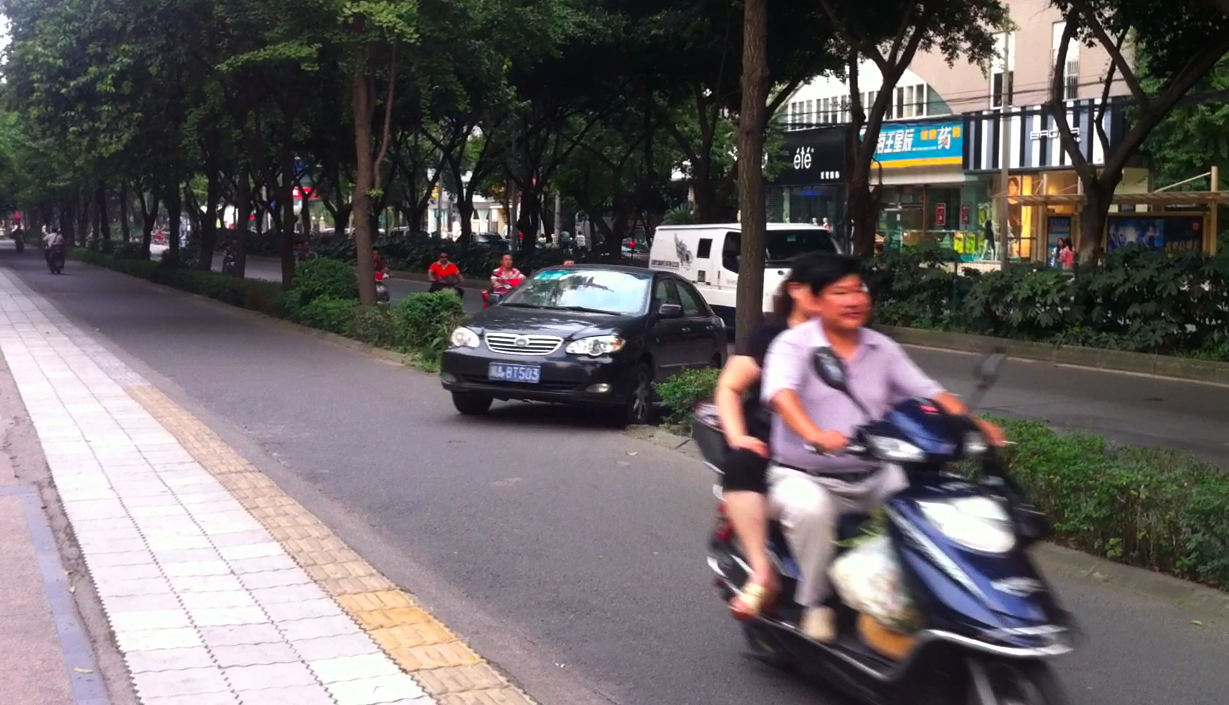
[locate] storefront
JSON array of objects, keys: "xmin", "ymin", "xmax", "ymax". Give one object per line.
[
  {"xmin": 768, "ymin": 127, "xmax": 846, "ymax": 228},
  {"xmin": 868, "ymin": 119, "xmax": 984, "ymax": 258},
  {"xmin": 963, "ymin": 99, "xmax": 1137, "ymax": 262}
]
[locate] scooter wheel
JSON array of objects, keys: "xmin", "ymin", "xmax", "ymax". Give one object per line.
[
  {"xmin": 965, "ymin": 659, "xmax": 1068, "ymax": 705},
  {"xmin": 741, "ymin": 624, "xmax": 794, "ymax": 672}
]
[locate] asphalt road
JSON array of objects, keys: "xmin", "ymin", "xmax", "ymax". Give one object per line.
[
  {"xmin": 5, "ymin": 246, "xmax": 1229, "ymax": 705},
  {"xmin": 227, "ymin": 253, "xmax": 1229, "ymax": 465}
]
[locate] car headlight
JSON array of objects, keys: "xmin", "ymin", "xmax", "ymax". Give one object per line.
[
  {"xmin": 565, "ymin": 335, "xmax": 625, "ymax": 357},
  {"xmin": 918, "ymin": 497, "xmax": 1016, "ymax": 553},
  {"xmin": 449, "ymin": 327, "xmax": 480, "ymax": 348},
  {"xmin": 964, "ymin": 431, "xmax": 988, "ymax": 456},
  {"xmin": 865, "ymin": 435, "xmax": 927, "ymax": 462}
]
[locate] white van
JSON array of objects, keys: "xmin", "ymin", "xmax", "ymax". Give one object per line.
[{"xmin": 648, "ymin": 223, "xmax": 840, "ymax": 320}]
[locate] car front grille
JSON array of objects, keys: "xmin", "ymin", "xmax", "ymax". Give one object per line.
[{"xmin": 485, "ymin": 333, "xmax": 563, "ymax": 356}]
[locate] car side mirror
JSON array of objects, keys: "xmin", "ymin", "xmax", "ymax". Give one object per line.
[
  {"xmin": 975, "ymin": 348, "xmax": 1007, "ymax": 390},
  {"xmin": 811, "ymin": 347, "xmax": 849, "ymax": 394},
  {"xmin": 657, "ymin": 303, "xmax": 684, "ymax": 319}
]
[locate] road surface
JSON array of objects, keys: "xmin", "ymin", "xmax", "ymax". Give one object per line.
[{"xmin": 3, "ymin": 245, "xmax": 1228, "ymax": 705}]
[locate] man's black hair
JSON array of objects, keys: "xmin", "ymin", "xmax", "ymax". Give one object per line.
[{"xmin": 787, "ymin": 253, "xmax": 863, "ymax": 294}]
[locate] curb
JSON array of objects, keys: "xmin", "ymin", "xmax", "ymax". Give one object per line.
[
  {"xmin": 878, "ymin": 325, "xmax": 1229, "ymax": 386},
  {"xmin": 627, "ymin": 425, "xmax": 1229, "ymax": 619}
]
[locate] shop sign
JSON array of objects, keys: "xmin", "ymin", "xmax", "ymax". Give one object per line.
[
  {"xmin": 960, "ymin": 204, "xmax": 971, "ymax": 227},
  {"xmin": 963, "ymin": 98, "xmax": 1126, "ymax": 172},
  {"xmin": 774, "ymin": 127, "xmax": 846, "ymax": 185},
  {"xmin": 935, "ymin": 202, "xmax": 947, "ymax": 227},
  {"xmin": 869, "ymin": 120, "xmax": 964, "ymax": 168}
]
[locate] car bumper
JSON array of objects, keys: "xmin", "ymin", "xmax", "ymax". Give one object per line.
[{"xmin": 440, "ymin": 349, "xmax": 637, "ymax": 405}]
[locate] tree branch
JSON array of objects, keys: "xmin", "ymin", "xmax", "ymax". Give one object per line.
[
  {"xmin": 1073, "ymin": 3, "xmax": 1148, "ymax": 106},
  {"xmin": 372, "ymin": 45, "xmax": 397, "ymax": 191},
  {"xmin": 1047, "ymin": 19, "xmax": 1095, "ymax": 183}
]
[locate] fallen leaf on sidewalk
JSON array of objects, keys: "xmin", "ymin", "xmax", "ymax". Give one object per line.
[
  {"xmin": 627, "ymin": 451, "xmax": 638, "ymax": 456},
  {"xmin": 73, "ymin": 668, "xmax": 93, "ymax": 674},
  {"xmin": 69, "ymin": 585, "xmax": 75, "ymax": 593},
  {"xmin": 1191, "ymin": 620, "xmax": 1204, "ymax": 627}
]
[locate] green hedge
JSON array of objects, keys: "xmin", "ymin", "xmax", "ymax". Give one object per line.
[
  {"xmin": 74, "ymin": 248, "xmax": 285, "ymax": 316},
  {"xmin": 71, "ymin": 248, "xmax": 464, "ymax": 370},
  {"xmin": 658, "ymin": 382, "xmax": 1229, "ymax": 590},
  {"xmin": 867, "ymin": 243, "xmax": 1229, "ymax": 360}
]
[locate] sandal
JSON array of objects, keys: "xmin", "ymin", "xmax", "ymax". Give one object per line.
[{"xmin": 730, "ymin": 582, "xmax": 776, "ymax": 621}]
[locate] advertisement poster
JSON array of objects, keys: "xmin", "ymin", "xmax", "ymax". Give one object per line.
[
  {"xmin": 1106, "ymin": 214, "xmax": 1205, "ymax": 253},
  {"xmin": 960, "ymin": 204, "xmax": 971, "ymax": 228},
  {"xmin": 935, "ymin": 203, "xmax": 947, "ymax": 227}
]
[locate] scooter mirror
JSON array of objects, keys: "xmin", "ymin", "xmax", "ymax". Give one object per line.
[
  {"xmin": 974, "ymin": 348, "xmax": 1007, "ymax": 390},
  {"xmin": 812, "ymin": 347, "xmax": 850, "ymax": 393}
]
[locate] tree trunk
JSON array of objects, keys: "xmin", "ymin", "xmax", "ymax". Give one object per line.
[
  {"xmin": 351, "ymin": 52, "xmax": 377, "ymax": 306},
  {"xmin": 139, "ymin": 191, "xmax": 159, "ymax": 259},
  {"xmin": 1077, "ymin": 183, "xmax": 1112, "ymax": 265},
  {"xmin": 167, "ymin": 180, "xmax": 182, "ymax": 265},
  {"xmin": 118, "ymin": 183, "xmax": 132, "ymax": 242},
  {"xmin": 279, "ymin": 148, "xmax": 296, "ymax": 289},
  {"xmin": 60, "ymin": 198, "xmax": 75, "ymax": 246},
  {"xmin": 78, "ymin": 191, "xmax": 91, "ymax": 247},
  {"xmin": 235, "ymin": 168, "xmax": 251, "ymax": 277},
  {"xmin": 735, "ymin": 0, "xmax": 769, "ymax": 339},
  {"xmin": 198, "ymin": 167, "xmax": 222, "ymax": 271},
  {"xmin": 96, "ymin": 185, "xmax": 112, "ymax": 246}
]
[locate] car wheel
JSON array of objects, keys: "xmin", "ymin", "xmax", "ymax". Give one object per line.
[
  {"xmin": 452, "ymin": 392, "xmax": 493, "ymax": 415},
  {"xmin": 624, "ymin": 363, "xmax": 654, "ymax": 426}
]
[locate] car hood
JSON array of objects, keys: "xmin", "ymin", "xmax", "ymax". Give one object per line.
[{"xmin": 465, "ymin": 305, "xmax": 639, "ymax": 339}]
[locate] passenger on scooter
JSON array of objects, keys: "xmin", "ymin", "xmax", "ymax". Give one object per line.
[
  {"xmin": 760, "ymin": 255, "xmax": 1004, "ymax": 642},
  {"xmin": 490, "ymin": 254, "xmax": 524, "ymax": 290},
  {"xmin": 715, "ymin": 253, "xmax": 829, "ymax": 620},
  {"xmin": 373, "ymin": 248, "xmax": 390, "ymax": 276}
]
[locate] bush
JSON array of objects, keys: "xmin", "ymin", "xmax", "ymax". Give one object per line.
[
  {"xmin": 986, "ymin": 417, "xmax": 1229, "ymax": 589},
  {"xmin": 394, "ymin": 292, "xmax": 465, "ymax": 363},
  {"xmin": 653, "ymin": 368, "xmax": 721, "ymax": 430},
  {"xmin": 869, "ymin": 243, "xmax": 1229, "ymax": 360},
  {"xmin": 294, "ymin": 295, "xmax": 359, "ymax": 336},
  {"xmin": 288, "ymin": 258, "xmax": 358, "ymax": 311}
]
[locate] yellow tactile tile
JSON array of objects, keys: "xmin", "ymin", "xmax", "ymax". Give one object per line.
[{"xmin": 125, "ymin": 384, "xmax": 536, "ymax": 703}]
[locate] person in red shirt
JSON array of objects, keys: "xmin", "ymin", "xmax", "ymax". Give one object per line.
[{"xmin": 427, "ymin": 251, "xmax": 463, "ymax": 297}]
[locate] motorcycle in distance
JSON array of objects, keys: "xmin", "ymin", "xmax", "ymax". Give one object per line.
[
  {"xmin": 696, "ymin": 348, "xmax": 1078, "ymax": 705},
  {"xmin": 46, "ymin": 244, "xmax": 66, "ymax": 274},
  {"xmin": 375, "ymin": 270, "xmax": 391, "ymax": 303},
  {"xmin": 12, "ymin": 229, "xmax": 24, "ymax": 253},
  {"xmin": 481, "ymin": 277, "xmax": 523, "ymax": 309}
]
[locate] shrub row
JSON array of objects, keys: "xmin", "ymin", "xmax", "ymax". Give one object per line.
[
  {"xmin": 656, "ymin": 368, "xmax": 1229, "ymax": 590},
  {"xmin": 71, "ymin": 250, "xmax": 463, "ymax": 369},
  {"xmin": 867, "ymin": 243, "xmax": 1229, "ymax": 360}
]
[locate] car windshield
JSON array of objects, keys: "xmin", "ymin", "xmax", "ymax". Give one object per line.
[
  {"xmin": 764, "ymin": 229, "xmax": 837, "ymax": 263},
  {"xmin": 501, "ymin": 269, "xmax": 652, "ymax": 315}
]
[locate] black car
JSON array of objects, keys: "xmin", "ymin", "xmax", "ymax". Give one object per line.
[{"xmin": 440, "ymin": 264, "xmax": 727, "ymax": 424}]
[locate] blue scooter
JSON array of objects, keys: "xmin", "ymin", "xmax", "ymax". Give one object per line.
[{"xmin": 697, "ymin": 349, "xmax": 1077, "ymax": 705}]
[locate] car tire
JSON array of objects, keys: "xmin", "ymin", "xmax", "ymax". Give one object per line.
[
  {"xmin": 452, "ymin": 392, "xmax": 493, "ymax": 415},
  {"xmin": 622, "ymin": 363, "xmax": 654, "ymax": 426}
]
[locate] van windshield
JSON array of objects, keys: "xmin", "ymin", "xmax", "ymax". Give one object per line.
[{"xmin": 764, "ymin": 229, "xmax": 837, "ymax": 263}]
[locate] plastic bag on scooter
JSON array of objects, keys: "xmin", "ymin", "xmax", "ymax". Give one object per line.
[{"xmin": 829, "ymin": 535, "xmax": 918, "ymax": 632}]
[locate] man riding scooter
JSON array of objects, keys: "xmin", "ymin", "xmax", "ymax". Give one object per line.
[
  {"xmin": 42, "ymin": 228, "xmax": 66, "ymax": 274},
  {"xmin": 427, "ymin": 250, "xmax": 464, "ymax": 299},
  {"xmin": 760, "ymin": 254, "xmax": 1004, "ymax": 642},
  {"xmin": 483, "ymin": 253, "xmax": 524, "ymax": 308}
]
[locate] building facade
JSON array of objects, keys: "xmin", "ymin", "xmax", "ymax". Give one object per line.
[{"xmin": 770, "ymin": 0, "xmax": 1153, "ymax": 262}]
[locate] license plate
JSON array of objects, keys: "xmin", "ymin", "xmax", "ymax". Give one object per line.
[{"xmin": 488, "ymin": 362, "xmax": 541, "ymax": 384}]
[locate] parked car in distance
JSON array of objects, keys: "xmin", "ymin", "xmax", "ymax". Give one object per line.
[
  {"xmin": 621, "ymin": 237, "xmax": 650, "ymax": 266},
  {"xmin": 440, "ymin": 264, "xmax": 726, "ymax": 425},
  {"xmin": 472, "ymin": 232, "xmax": 509, "ymax": 250}
]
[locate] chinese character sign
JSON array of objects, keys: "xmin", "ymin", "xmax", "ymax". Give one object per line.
[{"xmin": 868, "ymin": 120, "xmax": 963, "ymax": 168}]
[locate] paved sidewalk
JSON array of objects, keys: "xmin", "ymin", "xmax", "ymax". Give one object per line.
[{"xmin": 0, "ymin": 270, "xmax": 532, "ymax": 704}]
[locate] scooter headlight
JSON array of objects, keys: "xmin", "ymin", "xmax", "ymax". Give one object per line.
[
  {"xmin": 918, "ymin": 497, "xmax": 1016, "ymax": 554},
  {"xmin": 865, "ymin": 435, "xmax": 927, "ymax": 463},
  {"xmin": 449, "ymin": 327, "xmax": 481, "ymax": 348}
]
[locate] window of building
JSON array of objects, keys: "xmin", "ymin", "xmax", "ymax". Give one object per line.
[
  {"xmin": 1051, "ymin": 22, "xmax": 1080, "ymax": 101},
  {"xmin": 914, "ymin": 84, "xmax": 927, "ymax": 116},
  {"xmin": 805, "ymin": 99, "xmax": 814, "ymax": 125},
  {"xmin": 990, "ymin": 32, "xmax": 1015, "ymax": 109},
  {"xmin": 841, "ymin": 95, "xmax": 850, "ymax": 122},
  {"xmin": 821, "ymin": 97, "xmax": 830, "ymax": 123}
]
